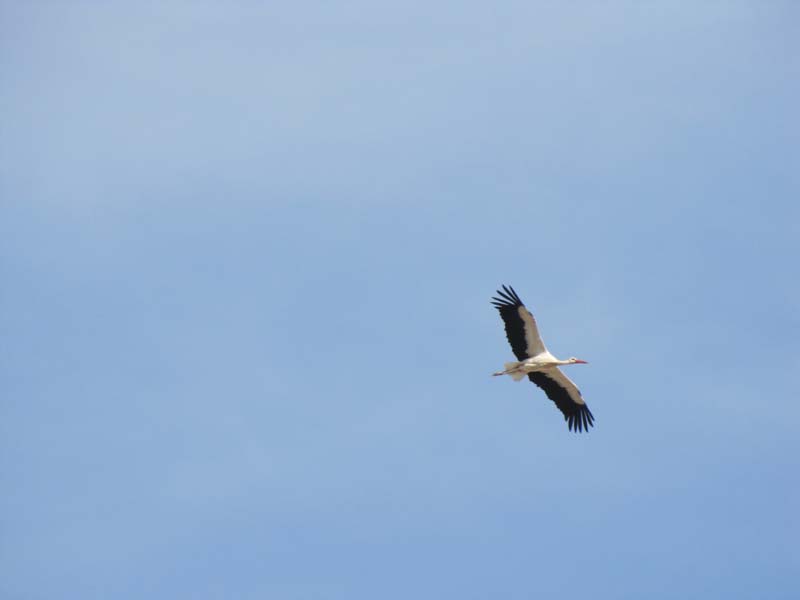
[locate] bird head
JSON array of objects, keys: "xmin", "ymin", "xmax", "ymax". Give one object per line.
[{"xmin": 568, "ymin": 357, "xmax": 588, "ymax": 364}]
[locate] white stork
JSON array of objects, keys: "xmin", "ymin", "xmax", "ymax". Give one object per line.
[{"xmin": 491, "ymin": 285, "xmax": 595, "ymax": 433}]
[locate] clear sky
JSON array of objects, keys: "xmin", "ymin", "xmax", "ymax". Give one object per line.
[{"xmin": 2, "ymin": 2, "xmax": 798, "ymax": 599}]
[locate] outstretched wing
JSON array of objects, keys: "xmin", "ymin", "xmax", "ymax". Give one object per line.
[
  {"xmin": 491, "ymin": 285, "xmax": 547, "ymax": 360},
  {"xmin": 527, "ymin": 368, "xmax": 595, "ymax": 433}
]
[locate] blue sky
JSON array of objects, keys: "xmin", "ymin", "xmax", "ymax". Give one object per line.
[{"xmin": 1, "ymin": 2, "xmax": 798, "ymax": 598}]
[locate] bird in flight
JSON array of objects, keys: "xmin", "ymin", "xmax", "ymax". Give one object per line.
[{"xmin": 491, "ymin": 285, "xmax": 595, "ymax": 432}]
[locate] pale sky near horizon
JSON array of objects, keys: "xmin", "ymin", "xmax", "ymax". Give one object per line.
[{"xmin": 2, "ymin": 2, "xmax": 799, "ymax": 599}]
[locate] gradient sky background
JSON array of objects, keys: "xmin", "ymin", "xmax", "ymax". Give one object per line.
[{"xmin": 2, "ymin": 2, "xmax": 799, "ymax": 599}]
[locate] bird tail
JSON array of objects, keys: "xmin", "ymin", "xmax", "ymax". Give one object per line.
[
  {"xmin": 492, "ymin": 362, "xmax": 526, "ymax": 381},
  {"xmin": 507, "ymin": 362, "xmax": 526, "ymax": 381}
]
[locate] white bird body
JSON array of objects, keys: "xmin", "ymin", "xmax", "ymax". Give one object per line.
[
  {"xmin": 495, "ymin": 351, "xmax": 586, "ymax": 377},
  {"xmin": 498, "ymin": 354, "xmax": 561, "ymax": 378},
  {"xmin": 491, "ymin": 285, "xmax": 594, "ymax": 433}
]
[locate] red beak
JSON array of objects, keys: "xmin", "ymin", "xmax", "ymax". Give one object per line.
[{"xmin": 575, "ymin": 359, "xmax": 588, "ymax": 364}]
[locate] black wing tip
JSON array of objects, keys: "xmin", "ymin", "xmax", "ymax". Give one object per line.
[
  {"xmin": 527, "ymin": 371, "xmax": 594, "ymax": 433},
  {"xmin": 491, "ymin": 284, "xmax": 524, "ymax": 308},
  {"xmin": 566, "ymin": 406, "xmax": 595, "ymax": 433}
]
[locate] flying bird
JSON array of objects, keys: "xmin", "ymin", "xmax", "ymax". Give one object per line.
[{"xmin": 491, "ymin": 285, "xmax": 595, "ymax": 432}]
